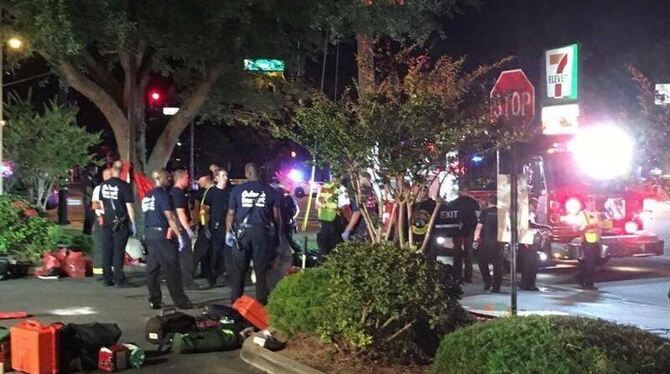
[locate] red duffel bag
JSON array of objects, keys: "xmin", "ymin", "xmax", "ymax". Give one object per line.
[{"xmin": 63, "ymin": 251, "xmax": 88, "ymax": 279}]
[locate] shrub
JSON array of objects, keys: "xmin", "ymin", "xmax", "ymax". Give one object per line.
[
  {"xmin": 432, "ymin": 315, "xmax": 670, "ymax": 374},
  {"xmin": 267, "ymin": 267, "xmax": 331, "ymax": 337},
  {"xmin": 0, "ymin": 195, "xmax": 91, "ymax": 262},
  {"xmin": 317, "ymin": 241, "xmax": 470, "ymax": 363}
]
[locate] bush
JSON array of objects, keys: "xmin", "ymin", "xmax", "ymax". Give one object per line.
[
  {"xmin": 0, "ymin": 195, "xmax": 91, "ymax": 262},
  {"xmin": 267, "ymin": 267, "xmax": 331, "ymax": 337},
  {"xmin": 317, "ymin": 242, "xmax": 470, "ymax": 363},
  {"xmin": 432, "ymin": 315, "xmax": 670, "ymax": 374}
]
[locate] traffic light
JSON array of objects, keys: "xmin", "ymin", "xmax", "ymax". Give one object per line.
[{"xmin": 148, "ymin": 89, "xmax": 163, "ymax": 107}]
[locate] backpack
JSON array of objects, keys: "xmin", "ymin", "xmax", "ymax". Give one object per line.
[{"xmin": 59, "ymin": 323, "xmax": 122, "ymax": 372}]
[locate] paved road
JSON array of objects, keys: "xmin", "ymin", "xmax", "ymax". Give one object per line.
[{"xmin": 0, "ymin": 269, "xmax": 261, "ymax": 374}]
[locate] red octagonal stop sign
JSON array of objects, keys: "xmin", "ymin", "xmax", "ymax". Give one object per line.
[{"xmin": 490, "ymin": 69, "xmax": 535, "ymax": 128}]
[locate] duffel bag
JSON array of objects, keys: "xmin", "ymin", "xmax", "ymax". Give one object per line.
[
  {"xmin": 201, "ymin": 304, "xmax": 250, "ymax": 332},
  {"xmin": 145, "ymin": 308, "xmax": 197, "ymax": 345},
  {"xmin": 59, "ymin": 323, "xmax": 122, "ymax": 372},
  {"xmin": 172, "ymin": 329, "xmax": 240, "ymax": 354}
]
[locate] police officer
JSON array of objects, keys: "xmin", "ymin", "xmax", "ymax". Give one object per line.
[
  {"xmin": 278, "ymin": 185, "xmax": 301, "ymax": 254},
  {"xmin": 226, "ymin": 162, "xmax": 281, "ymax": 304},
  {"xmin": 203, "ymin": 169, "xmax": 232, "ymax": 287},
  {"xmin": 475, "ymin": 195, "xmax": 503, "ymax": 293},
  {"xmin": 576, "ymin": 196, "xmax": 601, "ymax": 290},
  {"xmin": 98, "ymin": 162, "xmax": 136, "ymax": 287},
  {"xmin": 143, "ymin": 169, "xmax": 193, "ymax": 309},
  {"xmin": 170, "ymin": 169, "xmax": 199, "ymax": 290},
  {"xmin": 193, "ymin": 173, "xmax": 215, "ymax": 279},
  {"xmin": 451, "ymin": 187, "xmax": 480, "ymax": 283}
]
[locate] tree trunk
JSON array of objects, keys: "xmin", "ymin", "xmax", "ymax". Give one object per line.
[
  {"xmin": 420, "ymin": 199, "xmax": 444, "ymax": 254},
  {"xmin": 356, "ymin": 33, "xmax": 375, "ymax": 93},
  {"xmin": 397, "ymin": 200, "xmax": 405, "ymax": 249}
]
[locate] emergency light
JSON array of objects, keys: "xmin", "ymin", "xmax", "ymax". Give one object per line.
[{"xmin": 568, "ymin": 124, "xmax": 634, "ymax": 180}]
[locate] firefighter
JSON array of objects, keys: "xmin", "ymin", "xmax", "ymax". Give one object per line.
[
  {"xmin": 576, "ymin": 196, "xmax": 601, "ymax": 290},
  {"xmin": 142, "ymin": 169, "xmax": 193, "ymax": 310},
  {"xmin": 475, "ymin": 195, "xmax": 503, "ymax": 292}
]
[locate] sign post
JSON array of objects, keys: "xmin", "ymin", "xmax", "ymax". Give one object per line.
[{"xmin": 490, "ymin": 69, "xmax": 535, "ymax": 316}]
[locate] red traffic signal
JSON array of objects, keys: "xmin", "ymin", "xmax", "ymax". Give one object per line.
[{"xmin": 148, "ymin": 89, "xmax": 163, "ymax": 106}]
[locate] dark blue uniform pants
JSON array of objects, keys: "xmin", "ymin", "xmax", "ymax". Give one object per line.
[
  {"xmin": 101, "ymin": 225, "xmax": 130, "ymax": 284},
  {"xmin": 577, "ymin": 242, "xmax": 599, "ymax": 288},
  {"xmin": 228, "ymin": 226, "xmax": 275, "ymax": 304},
  {"xmin": 478, "ymin": 242, "xmax": 503, "ymax": 291},
  {"xmin": 145, "ymin": 228, "xmax": 190, "ymax": 306},
  {"xmin": 453, "ymin": 234, "xmax": 474, "ymax": 282}
]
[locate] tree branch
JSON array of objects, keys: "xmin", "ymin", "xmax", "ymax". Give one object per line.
[{"xmin": 146, "ymin": 63, "xmax": 224, "ymax": 171}]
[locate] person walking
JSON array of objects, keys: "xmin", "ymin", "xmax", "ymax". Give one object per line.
[
  {"xmin": 203, "ymin": 169, "xmax": 232, "ymax": 287},
  {"xmin": 226, "ymin": 162, "xmax": 281, "ymax": 304},
  {"xmin": 451, "ymin": 186, "xmax": 480, "ymax": 283},
  {"xmin": 520, "ymin": 198, "xmax": 551, "ymax": 291},
  {"xmin": 170, "ymin": 169, "xmax": 200, "ymax": 290},
  {"xmin": 98, "ymin": 162, "xmax": 136, "ymax": 287},
  {"xmin": 475, "ymin": 195, "xmax": 503, "ymax": 293},
  {"xmin": 142, "ymin": 169, "xmax": 193, "ymax": 310},
  {"xmin": 576, "ymin": 196, "xmax": 601, "ymax": 290}
]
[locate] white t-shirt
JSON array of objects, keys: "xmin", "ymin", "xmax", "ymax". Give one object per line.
[{"xmin": 92, "ymin": 185, "xmax": 104, "ymax": 216}]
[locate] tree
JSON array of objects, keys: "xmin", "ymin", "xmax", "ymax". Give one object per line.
[
  {"xmin": 272, "ymin": 51, "xmax": 508, "ymax": 249},
  {"xmin": 5, "ymin": 0, "xmax": 318, "ymax": 173},
  {"xmin": 4, "ymin": 95, "xmax": 100, "ymax": 209},
  {"xmin": 629, "ymin": 66, "xmax": 670, "ymax": 170}
]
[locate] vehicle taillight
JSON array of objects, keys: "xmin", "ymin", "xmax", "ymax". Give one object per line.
[{"xmin": 565, "ymin": 198, "xmax": 582, "ymax": 215}]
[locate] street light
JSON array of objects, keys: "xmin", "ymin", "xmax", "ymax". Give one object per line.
[{"xmin": 0, "ymin": 36, "xmax": 24, "ymax": 195}]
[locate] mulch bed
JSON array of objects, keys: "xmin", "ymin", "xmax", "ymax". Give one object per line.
[{"xmin": 277, "ymin": 333, "xmax": 429, "ymax": 374}]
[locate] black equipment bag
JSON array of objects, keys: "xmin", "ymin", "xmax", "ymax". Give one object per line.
[
  {"xmin": 59, "ymin": 323, "xmax": 122, "ymax": 372},
  {"xmin": 145, "ymin": 308, "xmax": 197, "ymax": 345},
  {"xmin": 201, "ymin": 304, "xmax": 251, "ymax": 332}
]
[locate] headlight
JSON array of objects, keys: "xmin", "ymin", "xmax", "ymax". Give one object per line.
[
  {"xmin": 436, "ymin": 236, "xmax": 446, "ymax": 245},
  {"xmin": 538, "ymin": 252, "xmax": 548, "ymax": 262}
]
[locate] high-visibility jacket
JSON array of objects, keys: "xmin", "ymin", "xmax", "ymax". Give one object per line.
[
  {"xmin": 317, "ymin": 182, "xmax": 339, "ymax": 222},
  {"xmin": 581, "ymin": 210, "xmax": 601, "ymax": 243}
]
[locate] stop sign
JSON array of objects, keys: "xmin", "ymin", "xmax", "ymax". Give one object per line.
[{"xmin": 490, "ymin": 69, "xmax": 535, "ymax": 127}]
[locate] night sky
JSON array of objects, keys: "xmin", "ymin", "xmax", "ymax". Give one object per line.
[{"xmin": 5, "ymin": 0, "xmax": 670, "ymax": 177}]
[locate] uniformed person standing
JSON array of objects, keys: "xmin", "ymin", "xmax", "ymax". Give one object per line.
[
  {"xmin": 170, "ymin": 170, "xmax": 198, "ymax": 290},
  {"xmin": 451, "ymin": 187, "xmax": 480, "ymax": 283},
  {"xmin": 99, "ymin": 162, "xmax": 136, "ymax": 287},
  {"xmin": 203, "ymin": 169, "xmax": 232, "ymax": 287},
  {"xmin": 475, "ymin": 195, "xmax": 503, "ymax": 293},
  {"xmin": 226, "ymin": 162, "xmax": 281, "ymax": 304},
  {"xmin": 576, "ymin": 196, "xmax": 601, "ymax": 291},
  {"xmin": 316, "ymin": 178, "xmax": 343, "ymax": 255},
  {"xmin": 143, "ymin": 169, "xmax": 193, "ymax": 310}
]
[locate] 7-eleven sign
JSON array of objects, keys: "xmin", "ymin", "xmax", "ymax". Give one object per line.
[{"xmin": 546, "ymin": 44, "xmax": 579, "ymax": 100}]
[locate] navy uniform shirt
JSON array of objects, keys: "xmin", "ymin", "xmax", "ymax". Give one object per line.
[
  {"xmin": 228, "ymin": 181, "xmax": 279, "ymax": 226},
  {"xmin": 170, "ymin": 186, "xmax": 191, "ymax": 222},
  {"xmin": 204, "ymin": 185, "xmax": 231, "ymax": 230},
  {"xmin": 142, "ymin": 187, "xmax": 174, "ymax": 229},
  {"xmin": 479, "ymin": 206, "xmax": 498, "ymax": 244},
  {"xmin": 436, "ymin": 200, "xmax": 462, "ymax": 238},
  {"xmin": 451, "ymin": 196, "xmax": 480, "ymax": 236},
  {"xmin": 99, "ymin": 177, "xmax": 135, "ymax": 228}
]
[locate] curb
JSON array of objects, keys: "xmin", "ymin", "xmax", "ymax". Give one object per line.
[{"xmin": 240, "ymin": 338, "xmax": 324, "ymax": 374}]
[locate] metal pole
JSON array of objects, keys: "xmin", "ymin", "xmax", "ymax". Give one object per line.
[
  {"xmin": 510, "ymin": 143, "xmax": 518, "ymax": 316},
  {"xmin": 0, "ymin": 45, "xmax": 4, "ymax": 195},
  {"xmin": 189, "ymin": 122, "xmax": 194, "ymax": 181}
]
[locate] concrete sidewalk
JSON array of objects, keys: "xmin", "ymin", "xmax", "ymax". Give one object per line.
[{"xmin": 461, "ymin": 280, "xmax": 670, "ymax": 339}]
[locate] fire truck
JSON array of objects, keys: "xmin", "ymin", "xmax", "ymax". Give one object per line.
[{"xmin": 511, "ymin": 124, "xmax": 664, "ymax": 265}]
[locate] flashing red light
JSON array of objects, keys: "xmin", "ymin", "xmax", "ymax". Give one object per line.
[
  {"xmin": 624, "ymin": 221, "xmax": 638, "ymax": 234},
  {"xmin": 565, "ymin": 198, "xmax": 582, "ymax": 215},
  {"xmin": 150, "ymin": 91, "xmax": 161, "ymax": 102}
]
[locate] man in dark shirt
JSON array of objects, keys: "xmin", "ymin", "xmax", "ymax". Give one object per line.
[
  {"xmin": 170, "ymin": 170, "xmax": 199, "ymax": 289},
  {"xmin": 98, "ymin": 162, "xmax": 136, "ymax": 287},
  {"xmin": 451, "ymin": 186, "xmax": 480, "ymax": 283},
  {"xmin": 203, "ymin": 169, "xmax": 232, "ymax": 287},
  {"xmin": 476, "ymin": 195, "xmax": 503, "ymax": 292},
  {"xmin": 142, "ymin": 169, "xmax": 192, "ymax": 310},
  {"xmin": 226, "ymin": 162, "xmax": 282, "ymax": 304}
]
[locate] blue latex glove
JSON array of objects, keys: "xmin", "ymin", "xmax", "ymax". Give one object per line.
[
  {"xmin": 225, "ymin": 231, "xmax": 236, "ymax": 247},
  {"xmin": 178, "ymin": 235, "xmax": 186, "ymax": 252},
  {"xmin": 341, "ymin": 230, "xmax": 351, "ymax": 241}
]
